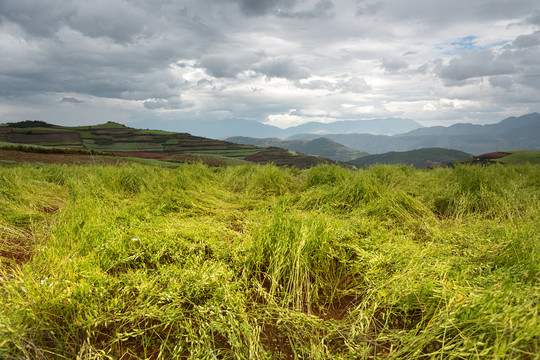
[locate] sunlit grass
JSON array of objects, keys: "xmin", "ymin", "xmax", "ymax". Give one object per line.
[{"xmin": 0, "ymin": 162, "xmax": 538, "ymax": 359}]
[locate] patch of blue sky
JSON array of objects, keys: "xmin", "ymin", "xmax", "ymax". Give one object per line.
[
  {"xmin": 452, "ymin": 35, "xmax": 479, "ymax": 51},
  {"xmin": 438, "ymin": 36, "xmax": 510, "ymax": 56}
]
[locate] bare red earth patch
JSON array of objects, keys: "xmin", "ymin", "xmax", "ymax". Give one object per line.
[
  {"xmin": 0, "ymin": 150, "xmax": 129, "ymax": 165},
  {"xmin": 312, "ymin": 294, "xmax": 357, "ymax": 321},
  {"xmin": 473, "ymin": 152, "xmax": 511, "ymax": 160},
  {"xmin": 6, "ymin": 131, "xmax": 80, "ymax": 143},
  {"xmin": 0, "ymin": 235, "xmax": 34, "ymax": 267},
  {"xmin": 260, "ymin": 321, "xmax": 295, "ymax": 360}
]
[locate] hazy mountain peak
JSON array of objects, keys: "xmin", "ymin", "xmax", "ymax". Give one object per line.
[{"xmin": 175, "ymin": 118, "xmax": 423, "ymax": 139}]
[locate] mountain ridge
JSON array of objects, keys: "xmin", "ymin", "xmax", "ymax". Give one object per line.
[
  {"xmin": 170, "ymin": 117, "xmax": 423, "ymax": 139},
  {"xmin": 288, "ymin": 113, "xmax": 540, "ymax": 155},
  {"xmin": 281, "ymin": 118, "xmax": 422, "ymax": 136}
]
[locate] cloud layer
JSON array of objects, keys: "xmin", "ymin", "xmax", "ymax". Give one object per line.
[{"xmin": 1, "ymin": 0, "xmax": 539, "ymax": 130}]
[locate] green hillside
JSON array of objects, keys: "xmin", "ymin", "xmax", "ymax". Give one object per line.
[
  {"xmin": 495, "ymin": 150, "xmax": 540, "ymax": 164},
  {"xmin": 348, "ymin": 147, "xmax": 472, "ymax": 168},
  {"xmin": 226, "ymin": 136, "xmax": 368, "ymax": 162},
  {"xmin": 0, "ymin": 121, "xmax": 340, "ymax": 169},
  {"xmin": 457, "ymin": 150, "xmax": 540, "ymax": 166}
]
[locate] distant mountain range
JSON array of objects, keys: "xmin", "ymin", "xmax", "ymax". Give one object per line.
[
  {"xmin": 225, "ymin": 136, "xmax": 368, "ymax": 162},
  {"xmin": 280, "ymin": 118, "xmax": 422, "ymax": 137},
  {"xmin": 288, "ymin": 113, "xmax": 540, "ymax": 155},
  {"xmin": 174, "ymin": 118, "xmax": 423, "ymax": 139}
]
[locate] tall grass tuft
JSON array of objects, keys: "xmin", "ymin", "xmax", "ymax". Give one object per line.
[
  {"xmin": 428, "ymin": 164, "xmax": 538, "ymax": 219},
  {"xmin": 245, "ymin": 205, "xmax": 357, "ymax": 311}
]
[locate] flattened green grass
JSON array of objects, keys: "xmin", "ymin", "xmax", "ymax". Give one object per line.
[
  {"xmin": 136, "ymin": 130, "xmax": 177, "ymax": 135},
  {"xmin": 0, "ymin": 163, "xmax": 538, "ymax": 359},
  {"xmin": 187, "ymin": 149, "xmax": 261, "ymax": 158}
]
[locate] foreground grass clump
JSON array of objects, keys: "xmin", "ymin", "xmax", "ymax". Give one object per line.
[{"xmin": 0, "ymin": 162, "xmax": 538, "ymax": 359}]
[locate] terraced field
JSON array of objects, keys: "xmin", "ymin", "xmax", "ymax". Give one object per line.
[{"xmin": 1, "ymin": 121, "xmax": 339, "ymax": 168}]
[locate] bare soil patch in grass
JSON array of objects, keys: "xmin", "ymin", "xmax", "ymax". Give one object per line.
[{"xmin": 0, "ymin": 233, "xmax": 34, "ymax": 268}]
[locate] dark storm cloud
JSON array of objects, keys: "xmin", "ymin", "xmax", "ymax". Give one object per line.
[
  {"xmin": 199, "ymin": 51, "xmax": 261, "ymax": 78},
  {"xmin": 0, "ymin": 32, "xmax": 183, "ymax": 99},
  {"xmin": 513, "ymin": 31, "xmax": 540, "ymax": 48},
  {"xmin": 0, "ymin": 0, "xmax": 199, "ymax": 102},
  {"xmin": 252, "ymin": 56, "xmax": 311, "ymax": 80},
  {"xmin": 61, "ymin": 97, "xmax": 84, "ymax": 103},
  {"xmin": 236, "ymin": 0, "xmax": 278, "ymax": 16},
  {"xmin": 438, "ymin": 49, "xmax": 516, "ymax": 82},
  {"xmin": 352, "ymin": 0, "xmax": 538, "ymax": 37},
  {"xmin": 235, "ymin": 0, "xmax": 296, "ymax": 16},
  {"xmin": 526, "ymin": 11, "xmax": 540, "ymax": 25},
  {"xmin": 473, "ymin": 0, "xmax": 540, "ymax": 21},
  {"xmin": 381, "ymin": 58, "xmax": 409, "ymax": 73},
  {"xmin": 67, "ymin": 0, "xmax": 147, "ymax": 43},
  {"xmin": 196, "ymin": 79, "xmax": 214, "ymax": 87},
  {"xmin": 0, "ymin": 0, "xmax": 75, "ymax": 38},
  {"xmin": 0, "ymin": 0, "xmax": 146, "ymax": 43},
  {"xmin": 143, "ymin": 97, "xmax": 193, "ymax": 110},
  {"xmin": 233, "ymin": 0, "xmax": 334, "ymax": 20},
  {"xmin": 276, "ymin": 0, "xmax": 335, "ymax": 20},
  {"xmin": 489, "ymin": 76, "xmax": 514, "ymax": 89},
  {"xmin": 355, "ymin": 0, "xmax": 383, "ymax": 16}
]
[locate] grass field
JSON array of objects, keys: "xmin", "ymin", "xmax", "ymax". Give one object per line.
[
  {"xmin": 136, "ymin": 130, "xmax": 179, "ymax": 136},
  {"xmin": 0, "ymin": 163, "xmax": 538, "ymax": 359},
  {"xmin": 186, "ymin": 149, "xmax": 262, "ymax": 158},
  {"xmin": 8, "ymin": 127, "xmax": 74, "ymax": 132},
  {"xmin": 0, "ymin": 141, "xmax": 48, "ymax": 148},
  {"xmin": 495, "ymin": 150, "xmax": 540, "ymax": 165},
  {"xmin": 76, "ymin": 122, "xmax": 127, "ymax": 130},
  {"xmin": 88, "ymin": 143, "xmax": 164, "ymax": 152}
]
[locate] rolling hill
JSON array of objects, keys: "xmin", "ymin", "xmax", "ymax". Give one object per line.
[
  {"xmin": 458, "ymin": 150, "xmax": 540, "ymax": 166},
  {"xmin": 347, "ymin": 148, "xmax": 472, "ymax": 169},
  {"xmin": 492, "ymin": 150, "xmax": 540, "ymax": 165},
  {"xmin": 225, "ymin": 136, "xmax": 368, "ymax": 162},
  {"xmin": 0, "ymin": 121, "xmax": 341, "ymax": 169}
]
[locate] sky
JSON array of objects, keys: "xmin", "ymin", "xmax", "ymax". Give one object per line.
[{"xmin": 1, "ymin": 0, "xmax": 540, "ymax": 132}]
